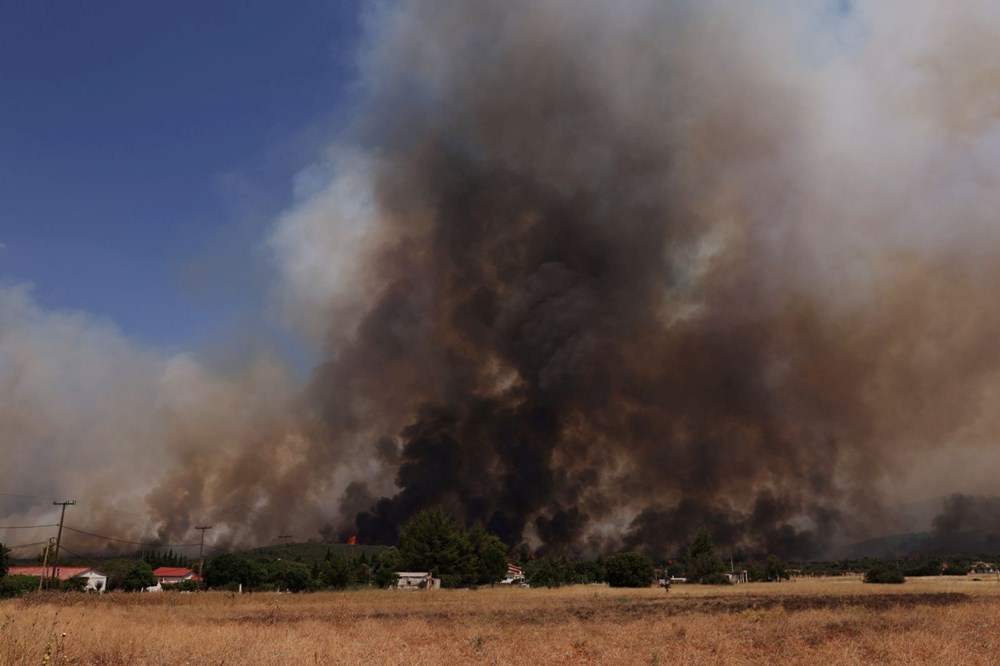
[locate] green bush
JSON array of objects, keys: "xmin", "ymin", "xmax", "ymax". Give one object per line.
[
  {"xmin": 605, "ymin": 552, "xmax": 655, "ymax": 588},
  {"xmin": 0, "ymin": 575, "xmax": 41, "ymax": 598},
  {"xmin": 439, "ymin": 574, "xmax": 463, "ymax": 589},
  {"xmin": 864, "ymin": 564, "xmax": 905, "ymax": 584},
  {"xmin": 700, "ymin": 572, "xmax": 734, "ymax": 586}
]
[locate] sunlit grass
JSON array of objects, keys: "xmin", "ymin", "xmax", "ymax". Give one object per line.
[{"xmin": 2, "ymin": 576, "xmax": 999, "ymax": 664}]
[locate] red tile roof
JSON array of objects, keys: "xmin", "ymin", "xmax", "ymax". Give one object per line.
[
  {"xmin": 152, "ymin": 567, "xmax": 196, "ymax": 578},
  {"xmin": 7, "ymin": 566, "xmax": 95, "ymax": 580}
]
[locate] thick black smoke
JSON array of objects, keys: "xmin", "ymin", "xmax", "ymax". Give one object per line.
[
  {"xmin": 272, "ymin": 0, "xmax": 1000, "ymax": 558},
  {"xmin": 8, "ymin": 1, "xmax": 997, "ymax": 557}
]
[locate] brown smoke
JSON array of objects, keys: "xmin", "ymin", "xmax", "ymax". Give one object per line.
[
  {"xmin": 274, "ymin": 0, "xmax": 1000, "ymax": 557},
  {"xmin": 4, "ymin": 0, "xmax": 1000, "ymax": 558}
]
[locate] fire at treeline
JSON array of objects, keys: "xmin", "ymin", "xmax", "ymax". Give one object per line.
[{"xmin": 3, "ymin": 506, "xmax": 999, "ymax": 597}]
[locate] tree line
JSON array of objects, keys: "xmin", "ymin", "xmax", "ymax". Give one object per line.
[{"xmin": 9, "ymin": 513, "xmax": 988, "ymax": 596}]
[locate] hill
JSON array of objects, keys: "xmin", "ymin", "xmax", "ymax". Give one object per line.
[{"xmin": 245, "ymin": 541, "xmax": 392, "ymax": 565}]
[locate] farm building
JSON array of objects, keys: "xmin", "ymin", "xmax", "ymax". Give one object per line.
[
  {"xmin": 395, "ymin": 572, "xmax": 440, "ymax": 590},
  {"xmin": 7, "ymin": 566, "xmax": 107, "ymax": 592}
]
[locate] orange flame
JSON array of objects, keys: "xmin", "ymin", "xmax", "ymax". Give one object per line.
[{"xmin": 348, "ymin": 535, "xmax": 357, "ymax": 545}]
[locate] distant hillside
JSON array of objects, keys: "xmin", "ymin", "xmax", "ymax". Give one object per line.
[
  {"xmin": 832, "ymin": 532, "xmax": 929, "ymax": 559},
  {"xmin": 834, "ymin": 531, "xmax": 1000, "ymax": 559},
  {"xmin": 245, "ymin": 542, "xmax": 392, "ymax": 565}
]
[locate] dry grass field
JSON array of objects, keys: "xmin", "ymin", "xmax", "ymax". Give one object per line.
[{"xmin": 3, "ymin": 576, "xmax": 1000, "ymax": 665}]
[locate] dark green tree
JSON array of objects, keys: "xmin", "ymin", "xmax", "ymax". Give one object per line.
[
  {"xmin": 605, "ymin": 552, "xmax": 655, "ymax": 588},
  {"xmin": 276, "ymin": 561, "xmax": 313, "ymax": 592},
  {"xmin": 524, "ymin": 558, "xmax": 561, "ymax": 588},
  {"xmin": 373, "ymin": 564, "xmax": 400, "ymax": 589},
  {"xmin": 686, "ymin": 528, "xmax": 726, "ymax": 583},
  {"xmin": 574, "ymin": 558, "xmax": 606, "ymax": 584},
  {"xmin": 0, "ymin": 542, "xmax": 9, "ymax": 578},
  {"xmin": 464, "ymin": 522, "xmax": 508, "ymax": 585},
  {"xmin": 864, "ymin": 563, "xmax": 905, "ymax": 584},
  {"xmin": 763, "ymin": 555, "xmax": 789, "ymax": 582},
  {"xmin": 319, "ymin": 553, "xmax": 353, "ymax": 589},
  {"xmin": 205, "ymin": 554, "xmax": 267, "ymax": 591},
  {"xmin": 122, "ymin": 561, "xmax": 157, "ymax": 592},
  {"xmin": 398, "ymin": 508, "xmax": 473, "ymax": 580}
]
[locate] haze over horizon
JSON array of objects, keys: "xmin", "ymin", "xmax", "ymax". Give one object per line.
[{"xmin": 3, "ymin": 0, "xmax": 1000, "ymax": 560}]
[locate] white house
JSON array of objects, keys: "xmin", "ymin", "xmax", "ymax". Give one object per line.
[
  {"xmin": 394, "ymin": 572, "xmax": 440, "ymax": 590},
  {"xmin": 8, "ymin": 566, "xmax": 108, "ymax": 592}
]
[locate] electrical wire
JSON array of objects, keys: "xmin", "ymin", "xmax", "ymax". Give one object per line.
[
  {"xmin": 6, "ymin": 539, "xmax": 51, "ymax": 551},
  {"xmin": 0, "ymin": 524, "xmax": 58, "ymax": 529},
  {"xmin": 62, "ymin": 525, "xmax": 200, "ymax": 548}
]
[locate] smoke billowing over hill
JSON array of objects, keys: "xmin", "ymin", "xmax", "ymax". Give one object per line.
[{"xmin": 3, "ymin": 0, "xmax": 1000, "ymax": 558}]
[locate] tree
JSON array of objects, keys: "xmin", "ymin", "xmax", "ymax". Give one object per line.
[
  {"xmin": 464, "ymin": 522, "xmax": 508, "ymax": 585},
  {"xmin": 276, "ymin": 561, "xmax": 313, "ymax": 592},
  {"xmin": 686, "ymin": 528, "xmax": 727, "ymax": 583},
  {"xmin": 122, "ymin": 561, "xmax": 156, "ymax": 592},
  {"xmin": 319, "ymin": 554, "xmax": 353, "ymax": 589},
  {"xmin": 398, "ymin": 508, "xmax": 473, "ymax": 580},
  {"xmin": 204, "ymin": 554, "xmax": 267, "ymax": 591},
  {"xmin": 605, "ymin": 552, "xmax": 655, "ymax": 588},
  {"xmin": 0, "ymin": 542, "xmax": 9, "ymax": 578},
  {"xmin": 864, "ymin": 563, "xmax": 905, "ymax": 584},
  {"xmin": 763, "ymin": 555, "xmax": 789, "ymax": 582},
  {"xmin": 524, "ymin": 558, "xmax": 561, "ymax": 588}
]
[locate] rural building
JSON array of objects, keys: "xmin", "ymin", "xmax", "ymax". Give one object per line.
[
  {"xmin": 502, "ymin": 563, "xmax": 524, "ymax": 584},
  {"xmin": 395, "ymin": 572, "xmax": 440, "ymax": 590},
  {"xmin": 146, "ymin": 566, "xmax": 202, "ymax": 591},
  {"xmin": 7, "ymin": 566, "xmax": 108, "ymax": 592}
]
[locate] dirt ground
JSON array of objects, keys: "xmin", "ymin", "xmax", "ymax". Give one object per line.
[{"xmin": 3, "ymin": 576, "xmax": 999, "ymax": 665}]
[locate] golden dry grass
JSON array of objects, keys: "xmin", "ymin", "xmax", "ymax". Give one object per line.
[{"xmin": 3, "ymin": 576, "xmax": 1000, "ymax": 665}]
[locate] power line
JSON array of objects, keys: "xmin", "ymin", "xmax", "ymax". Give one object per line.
[
  {"xmin": 0, "ymin": 524, "xmax": 59, "ymax": 529},
  {"xmin": 0, "ymin": 492, "xmax": 149, "ymax": 520},
  {"xmin": 6, "ymin": 539, "xmax": 51, "ymax": 551},
  {"xmin": 56, "ymin": 543, "xmax": 90, "ymax": 561},
  {"xmin": 0, "ymin": 492, "xmax": 59, "ymax": 502},
  {"xmin": 62, "ymin": 525, "xmax": 200, "ymax": 548}
]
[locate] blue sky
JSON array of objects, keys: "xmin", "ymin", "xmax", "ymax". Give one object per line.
[{"xmin": 0, "ymin": 1, "xmax": 363, "ymax": 352}]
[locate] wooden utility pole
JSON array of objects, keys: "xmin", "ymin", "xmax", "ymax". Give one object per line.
[
  {"xmin": 195, "ymin": 525, "xmax": 212, "ymax": 585},
  {"xmin": 50, "ymin": 500, "xmax": 75, "ymax": 589},
  {"xmin": 37, "ymin": 537, "xmax": 54, "ymax": 592}
]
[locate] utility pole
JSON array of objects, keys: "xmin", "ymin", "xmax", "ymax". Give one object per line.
[
  {"xmin": 195, "ymin": 525, "xmax": 212, "ymax": 586},
  {"xmin": 38, "ymin": 537, "xmax": 54, "ymax": 592},
  {"xmin": 278, "ymin": 535, "xmax": 293, "ymax": 560},
  {"xmin": 50, "ymin": 500, "xmax": 75, "ymax": 589}
]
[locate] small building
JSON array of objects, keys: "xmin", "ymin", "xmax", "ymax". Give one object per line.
[
  {"xmin": 727, "ymin": 571, "xmax": 749, "ymax": 584},
  {"xmin": 501, "ymin": 563, "xmax": 524, "ymax": 584},
  {"xmin": 146, "ymin": 566, "xmax": 202, "ymax": 591},
  {"xmin": 395, "ymin": 571, "xmax": 440, "ymax": 590},
  {"xmin": 8, "ymin": 566, "xmax": 107, "ymax": 592}
]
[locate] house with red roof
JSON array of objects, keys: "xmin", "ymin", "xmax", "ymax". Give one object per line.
[
  {"xmin": 146, "ymin": 566, "xmax": 202, "ymax": 591},
  {"xmin": 7, "ymin": 566, "xmax": 107, "ymax": 592}
]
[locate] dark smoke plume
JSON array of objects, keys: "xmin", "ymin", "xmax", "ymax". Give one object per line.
[
  {"xmin": 4, "ymin": 1, "xmax": 1000, "ymax": 558},
  {"xmin": 271, "ymin": 0, "xmax": 1000, "ymax": 557}
]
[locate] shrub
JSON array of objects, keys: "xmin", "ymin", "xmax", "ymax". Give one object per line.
[
  {"xmin": 700, "ymin": 573, "xmax": 734, "ymax": 586},
  {"xmin": 122, "ymin": 561, "xmax": 157, "ymax": 591},
  {"xmin": 0, "ymin": 575, "xmax": 41, "ymax": 598},
  {"xmin": 864, "ymin": 564, "xmax": 905, "ymax": 584},
  {"xmin": 605, "ymin": 552, "xmax": 655, "ymax": 588}
]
